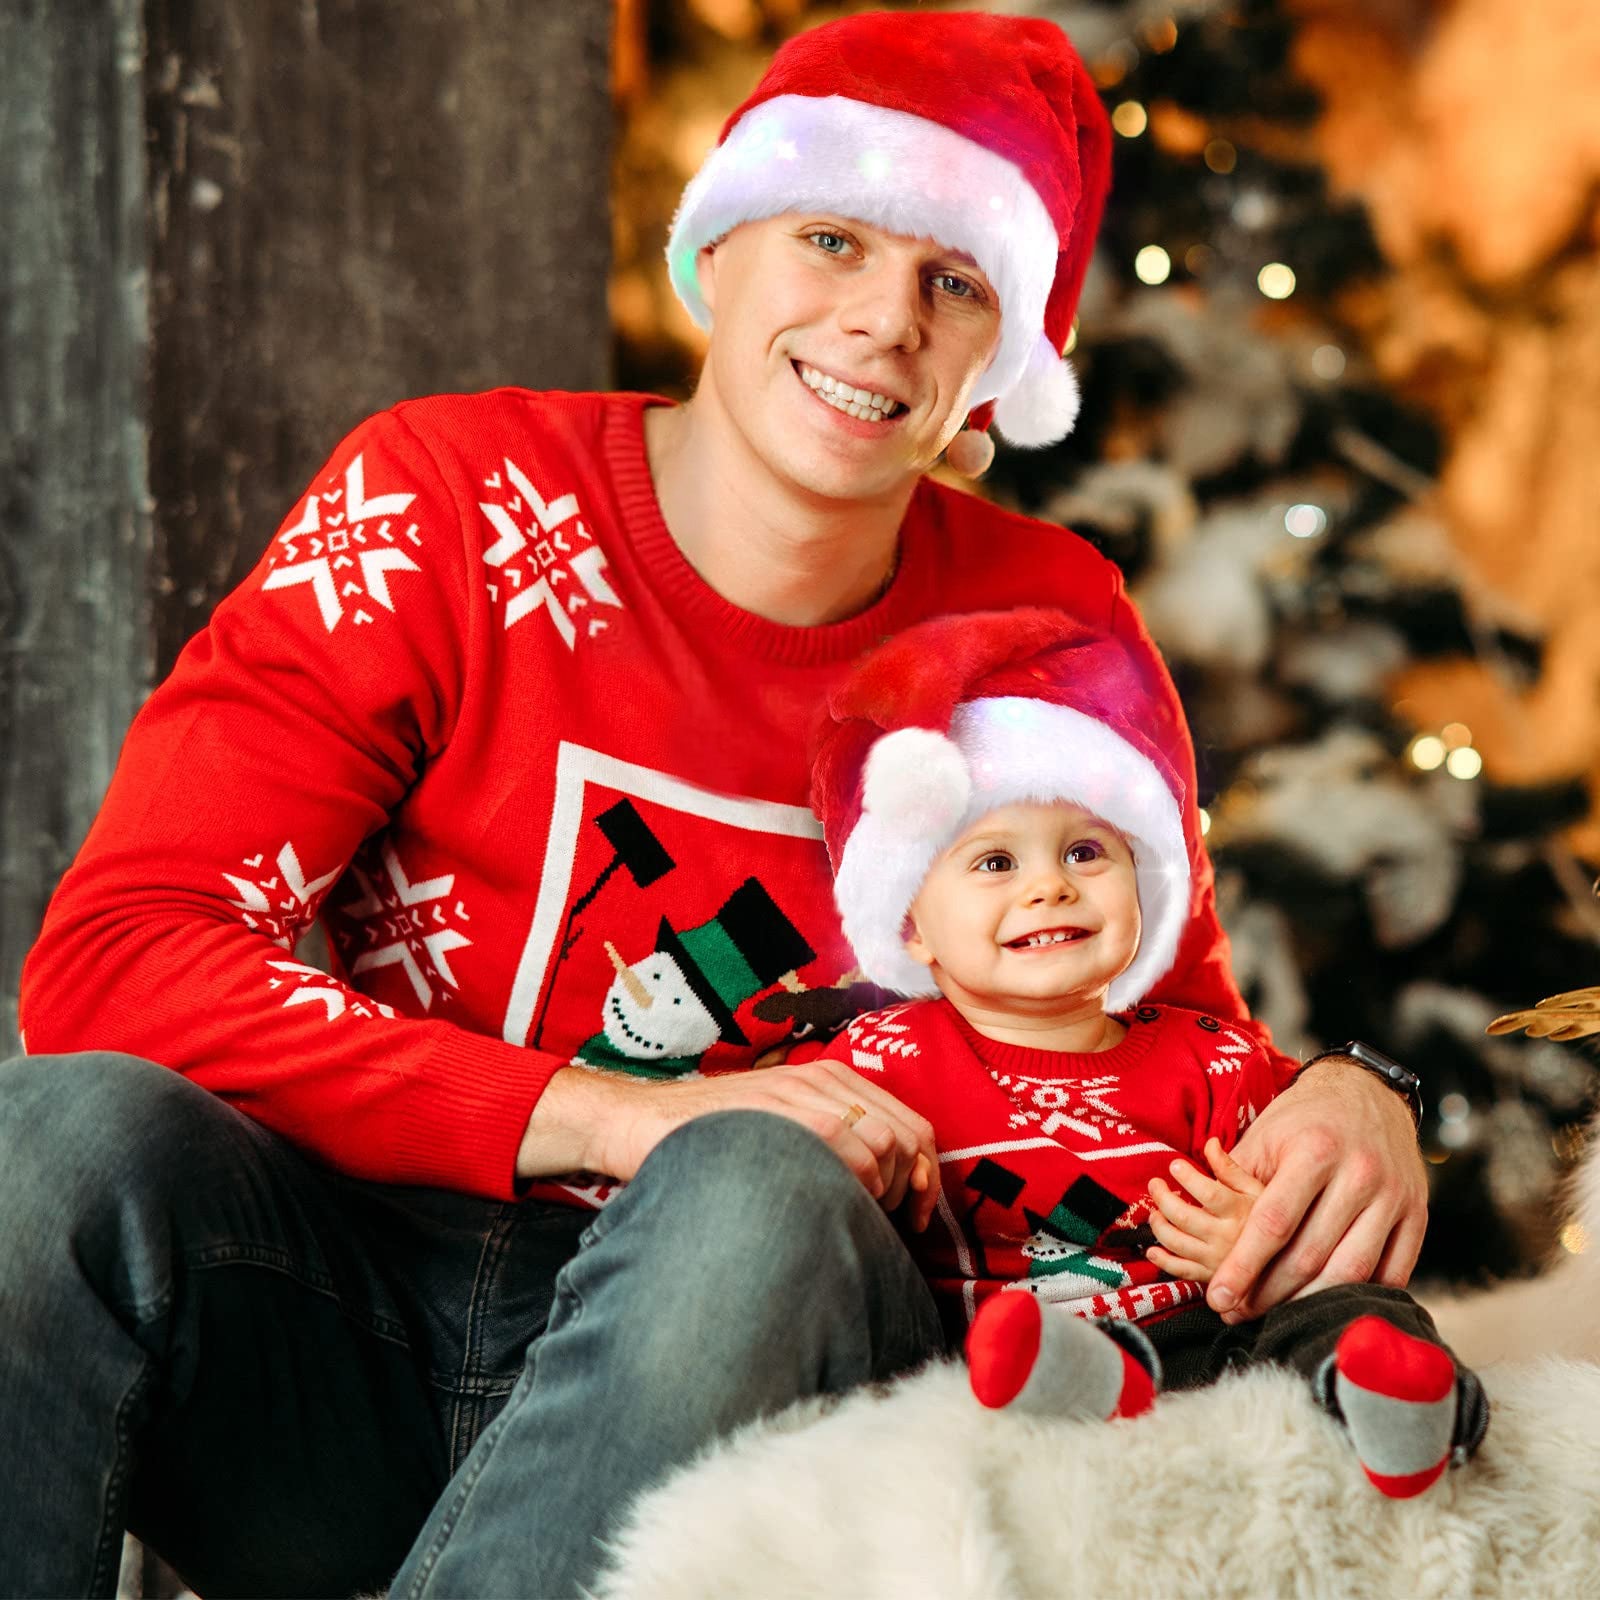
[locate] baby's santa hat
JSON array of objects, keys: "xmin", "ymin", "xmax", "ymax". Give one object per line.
[
  {"xmin": 812, "ymin": 610, "xmax": 1193, "ymax": 1011},
  {"xmin": 666, "ymin": 11, "xmax": 1112, "ymax": 449}
]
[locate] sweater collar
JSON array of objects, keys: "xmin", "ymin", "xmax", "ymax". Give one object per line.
[
  {"xmin": 603, "ymin": 395, "xmax": 939, "ymax": 667},
  {"xmin": 941, "ymin": 997, "xmax": 1162, "ymax": 1076}
]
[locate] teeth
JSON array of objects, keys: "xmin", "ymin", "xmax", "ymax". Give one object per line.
[
  {"xmin": 799, "ymin": 364, "xmax": 900, "ymax": 421},
  {"xmin": 1018, "ymin": 930, "xmax": 1082, "ymax": 948}
]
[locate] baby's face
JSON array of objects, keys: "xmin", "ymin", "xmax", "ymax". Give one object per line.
[{"xmin": 903, "ymin": 801, "xmax": 1141, "ymax": 1015}]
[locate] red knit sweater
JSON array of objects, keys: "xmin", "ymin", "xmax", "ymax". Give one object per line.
[
  {"xmin": 20, "ymin": 388, "xmax": 1291, "ymax": 1200},
  {"xmin": 811, "ymin": 999, "xmax": 1283, "ymax": 1329}
]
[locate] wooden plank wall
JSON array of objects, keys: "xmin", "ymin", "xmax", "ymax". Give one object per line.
[{"xmin": 2, "ymin": 0, "xmax": 614, "ymax": 1053}]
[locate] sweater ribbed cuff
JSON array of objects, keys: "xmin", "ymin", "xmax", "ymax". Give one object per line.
[{"xmin": 385, "ymin": 1028, "xmax": 565, "ymax": 1199}]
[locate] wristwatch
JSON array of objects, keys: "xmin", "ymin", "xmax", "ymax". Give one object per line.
[{"xmin": 1298, "ymin": 1040, "xmax": 1424, "ymax": 1129}]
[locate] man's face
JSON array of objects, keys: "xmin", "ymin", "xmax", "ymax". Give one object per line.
[
  {"xmin": 694, "ymin": 214, "xmax": 1002, "ymax": 502},
  {"xmin": 905, "ymin": 802, "xmax": 1142, "ymax": 1017}
]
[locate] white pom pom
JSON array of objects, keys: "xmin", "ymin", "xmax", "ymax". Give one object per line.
[
  {"xmin": 992, "ymin": 334, "xmax": 1081, "ymax": 448},
  {"xmin": 862, "ymin": 728, "xmax": 970, "ymax": 839}
]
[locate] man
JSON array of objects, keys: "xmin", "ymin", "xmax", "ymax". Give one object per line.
[{"xmin": 3, "ymin": 13, "xmax": 1425, "ymax": 1598}]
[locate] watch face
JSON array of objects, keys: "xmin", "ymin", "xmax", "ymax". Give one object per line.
[{"xmin": 1325, "ymin": 1042, "xmax": 1422, "ymax": 1127}]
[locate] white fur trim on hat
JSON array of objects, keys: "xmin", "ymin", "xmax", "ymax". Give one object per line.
[
  {"xmin": 666, "ymin": 94, "xmax": 1060, "ymax": 411},
  {"xmin": 992, "ymin": 333, "xmax": 1082, "ymax": 448},
  {"xmin": 833, "ymin": 697, "xmax": 1191, "ymax": 1010},
  {"xmin": 835, "ymin": 728, "xmax": 971, "ymax": 1003},
  {"xmin": 862, "ymin": 726, "xmax": 972, "ymax": 836}
]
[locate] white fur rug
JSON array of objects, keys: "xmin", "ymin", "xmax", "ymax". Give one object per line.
[
  {"xmin": 594, "ymin": 1359, "xmax": 1600, "ymax": 1600},
  {"xmin": 593, "ymin": 1138, "xmax": 1600, "ymax": 1600}
]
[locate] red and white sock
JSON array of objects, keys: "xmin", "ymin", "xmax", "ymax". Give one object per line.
[
  {"xmin": 1333, "ymin": 1316, "xmax": 1459, "ymax": 1498},
  {"xmin": 966, "ymin": 1293, "xmax": 1156, "ymax": 1419}
]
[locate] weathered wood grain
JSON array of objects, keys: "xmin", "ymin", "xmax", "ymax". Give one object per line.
[
  {"xmin": 1, "ymin": 0, "xmax": 153, "ymax": 1054},
  {"xmin": 2, "ymin": 0, "xmax": 614, "ymax": 1055}
]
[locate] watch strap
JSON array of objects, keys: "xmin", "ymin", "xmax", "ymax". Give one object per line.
[{"xmin": 1299, "ymin": 1040, "xmax": 1423, "ymax": 1129}]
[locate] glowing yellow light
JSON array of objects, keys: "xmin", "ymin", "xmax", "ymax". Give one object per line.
[
  {"xmin": 1410, "ymin": 736, "xmax": 1446, "ymax": 772},
  {"xmin": 1311, "ymin": 344, "xmax": 1346, "ymax": 381},
  {"xmin": 1134, "ymin": 245, "xmax": 1172, "ymax": 285},
  {"xmin": 1446, "ymin": 746, "xmax": 1483, "ymax": 781},
  {"xmin": 1258, "ymin": 262, "xmax": 1296, "ymax": 300},
  {"xmin": 1141, "ymin": 17, "xmax": 1179, "ymax": 52},
  {"xmin": 1441, "ymin": 722, "xmax": 1473, "ymax": 750},
  {"xmin": 1199, "ymin": 808, "xmax": 1212, "ymax": 836},
  {"xmin": 1562, "ymin": 1222, "xmax": 1590, "ymax": 1255},
  {"xmin": 1113, "ymin": 101, "xmax": 1149, "ymax": 138},
  {"xmin": 1203, "ymin": 139, "xmax": 1237, "ymax": 175},
  {"xmin": 1284, "ymin": 503, "xmax": 1327, "ymax": 539},
  {"xmin": 1063, "ymin": 319, "xmax": 1079, "ymax": 356}
]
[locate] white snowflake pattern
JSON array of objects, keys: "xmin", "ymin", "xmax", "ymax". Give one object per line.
[
  {"xmin": 262, "ymin": 453, "xmax": 423, "ymax": 632},
  {"xmin": 331, "ymin": 839, "xmax": 473, "ymax": 1011},
  {"xmin": 477, "ymin": 456, "xmax": 625, "ymax": 647},
  {"xmin": 994, "ymin": 1072, "xmax": 1142, "ymax": 1144},
  {"xmin": 223, "ymin": 841, "xmax": 342, "ymax": 949},
  {"xmin": 841, "ymin": 1006, "xmax": 923, "ymax": 1075},
  {"xmin": 1206, "ymin": 1025, "xmax": 1255, "ymax": 1076},
  {"xmin": 264, "ymin": 959, "xmax": 397, "ymax": 1023}
]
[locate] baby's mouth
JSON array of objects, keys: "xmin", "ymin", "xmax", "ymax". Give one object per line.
[{"xmin": 1005, "ymin": 927, "xmax": 1092, "ymax": 950}]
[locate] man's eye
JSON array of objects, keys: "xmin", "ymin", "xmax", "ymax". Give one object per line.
[
  {"xmin": 1065, "ymin": 841, "xmax": 1104, "ymax": 865},
  {"xmin": 933, "ymin": 272, "xmax": 978, "ymax": 299},
  {"xmin": 810, "ymin": 232, "xmax": 848, "ymax": 254}
]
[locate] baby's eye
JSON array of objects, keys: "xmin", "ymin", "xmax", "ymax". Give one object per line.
[
  {"xmin": 975, "ymin": 852, "xmax": 1014, "ymax": 873},
  {"xmin": 1065, "ymin": 840, "xmax": 1105, "ymax": 866}
]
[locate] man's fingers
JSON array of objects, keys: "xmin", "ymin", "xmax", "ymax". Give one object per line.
[
  {"xmin": 721, "ymin": 1059, "xmax": 941, "ymax": 1220},
  {"xmin": 905, "ymin": 1151, "xmax": 941, "ymax": 1232},
  {"xmin": 1222, "ymin": 1182, "xmax": 1406, "ymax": 1322},
  {"xmin": 804, "ymin": 1060, "xmax": 938, "ymax": 1171},
  {"xmin": 807, "ymin": 1064, "xmax": 941, "ymax": 1220},
  {"xmin": 1372, "ymin": 1210, "xmax": 1426, "ymax": 1288},
  {"xmin": 1206, "ymin": 1165, "xmax": 1320, "ymax": 1315}
]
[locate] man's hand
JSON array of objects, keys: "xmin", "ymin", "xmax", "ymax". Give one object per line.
[
  {"xmin": 520, "ymin": 1060, "xmax": 941, "ymax": 1231},
  {"xmin": 1146, "ymin": 1137, "xmax": 1263, "ymax": 1282},
  {"xmin": 1205, "ymin": 1059, "xmax": 1426, "ymax": 1324}
]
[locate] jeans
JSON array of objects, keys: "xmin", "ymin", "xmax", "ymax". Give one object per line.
[{"xmin": 0, "ymin": 1053, "xmax": 945, "ymax": 1599}]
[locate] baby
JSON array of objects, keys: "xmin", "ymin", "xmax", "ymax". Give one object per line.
[{"xmin": 808, "ymin": 608, "xmax": 1486, "ymax": 1496}]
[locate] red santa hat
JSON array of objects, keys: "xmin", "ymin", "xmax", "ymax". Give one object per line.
[
  {"xmin": 811, "ymin": 610, "xmax": 1194, "ymax": 1011},
  {"xmin": 666, "ymin": 11, "xmax": 1112, "ymax": 449}
]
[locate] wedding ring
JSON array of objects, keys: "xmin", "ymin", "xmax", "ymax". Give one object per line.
[{"xmin": 840, "ymin": 1103, "xmax": 867, "ymax": 1129}]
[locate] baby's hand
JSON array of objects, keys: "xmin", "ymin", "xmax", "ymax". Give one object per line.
[{"xmin": 1145, "ymin": 1137, "xmax": 1265, "ymax": 1283}]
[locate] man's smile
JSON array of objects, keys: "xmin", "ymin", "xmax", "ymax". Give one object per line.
[{"xmin": 794, "ymin": 361, "xmax": 907, "ymax": 421}]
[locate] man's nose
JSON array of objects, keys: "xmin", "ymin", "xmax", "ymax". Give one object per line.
[{"xmin": 838, "ymin": 258, "xmax": 923, "ymax": 351}]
